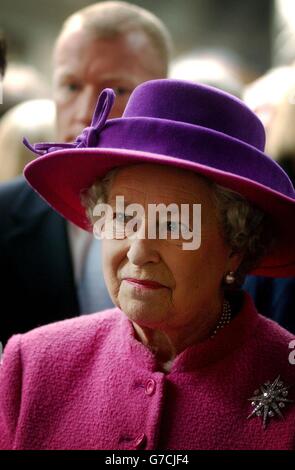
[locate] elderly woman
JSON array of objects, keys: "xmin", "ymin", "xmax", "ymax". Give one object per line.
[{"xmin": 1, "ymin": 79, "xmax": 295, "ymax": 450}]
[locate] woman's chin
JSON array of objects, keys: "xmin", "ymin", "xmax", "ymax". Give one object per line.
[{"xmin": 119, "ymin": 297, "xmax": 168, "ymax": 326}]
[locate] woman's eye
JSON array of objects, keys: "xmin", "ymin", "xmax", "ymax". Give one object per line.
[
  {"xmin": 167, "ymin": 221, "xmax": 180, "ymax": 232},
  {"xmin": 114, "ymin": 212, "xmax": 124, "ymax": 223},
  {"xmin": 166, "ymin": 221, "xmax": 191, "ymax": 235},
  {"xmin": 113, "ymin": 212, "xmax": 132, "ymax": 223}
]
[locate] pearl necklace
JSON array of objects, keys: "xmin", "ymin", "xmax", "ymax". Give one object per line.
[{"xmin": 210, "ymin": 299, "xmax": 232, "ymax": 339}]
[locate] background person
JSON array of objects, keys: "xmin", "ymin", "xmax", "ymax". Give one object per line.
[
  {"xmin": 0, "ymin": 99, "xmax": 55, "ymax": 182},
  {"xmin": 244, "ymin": 73, "xmax": 295, "ymax": 333},
  {"xmin": 0, "ymin": 62, "xmax": 50, "ymax": 118},
  {"xmin": 0, "ymin": 1, "xmax": 172, "ymax": 347},
  {"xmin": 169, "ymin": 48, "xmax": 244, "ymax": 97}
]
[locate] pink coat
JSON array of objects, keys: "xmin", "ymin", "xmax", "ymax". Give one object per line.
[{"xmin": 1, "ymin": 293, "xmax": 295, "ymax": 450}]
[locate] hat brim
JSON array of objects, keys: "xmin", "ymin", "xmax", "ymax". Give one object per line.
[{"xmin": 24, "ymin": 147, "xmax": 295, "ymax": 277}]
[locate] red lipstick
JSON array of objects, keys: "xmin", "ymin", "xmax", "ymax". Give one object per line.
[{"xmin": 124, "ymin": 278, "xmax": 165, "ymax": 289}]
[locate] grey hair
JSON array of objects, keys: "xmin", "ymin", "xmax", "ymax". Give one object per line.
[
  {"xmin": 58, "ymin": 1, "xmax": 172, "ymax": 77},
  {"xmin": 211, "ymin": 184, "xmax": 275, "ymax": 285},
  {"xmin": 82, "ymin": 168, "xmax": 119, "ymax": 224},
  {"xmin": 81, "ymin": 168, "xmax": 276, "ymax": 285}
]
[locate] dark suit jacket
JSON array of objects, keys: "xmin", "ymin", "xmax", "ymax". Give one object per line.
[
  {"xmin": 0, "ymin": 177, "xmax": 80, "ymax": 346},
  {"xmin": 244, "ymin": 275, "xmax": 295, "ymax": 334}
]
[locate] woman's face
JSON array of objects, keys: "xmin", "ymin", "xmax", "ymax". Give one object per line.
[{"xmin": 102, "ymin": 164, "xmax": 240, "ymax": 331}]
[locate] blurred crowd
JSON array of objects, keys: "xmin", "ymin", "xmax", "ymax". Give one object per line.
[{"xmin": 2, "ymin": 13, "xmax": 295, "ymax": 185}]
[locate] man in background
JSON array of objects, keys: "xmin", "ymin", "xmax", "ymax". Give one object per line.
[{"xmin": 0, "ymin": 1, "xmax": 172, "ymax": 346}]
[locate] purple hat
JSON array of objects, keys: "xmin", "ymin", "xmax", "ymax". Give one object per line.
[{"xmin": 24, "ymin": 79, "xmax": 295, "ymax": 277}]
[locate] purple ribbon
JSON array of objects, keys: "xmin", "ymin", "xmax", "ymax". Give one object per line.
[{"xmin": 23, "ymin": 88, "xmax": 116, "ymax": 156}]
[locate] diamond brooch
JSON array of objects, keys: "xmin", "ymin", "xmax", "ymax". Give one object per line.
[{"xmin": 247, "ymin": 375, "xmax": 293, "ymax": 429}]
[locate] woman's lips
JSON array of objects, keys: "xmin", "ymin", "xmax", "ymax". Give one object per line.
[{"xmin": 123, "ymin": 278, "xmax": 166, "ymax": 290}]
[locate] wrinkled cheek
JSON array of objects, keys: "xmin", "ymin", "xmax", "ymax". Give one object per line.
[
  {"xmin": 102, "ymin": 241, "xmax": 124, "ymax": 301},
  {"xmin": 103, "ymin": 239, "xmax": 120, "ymax": 264}
]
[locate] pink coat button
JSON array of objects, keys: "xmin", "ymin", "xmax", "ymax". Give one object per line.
[
  {"xmin": 145, "ymin": 378, "xmax": 156, "ymax": 396},
  {"xmin": 134, "ymin": 433, "xmax": 146, "ymax": 449}
]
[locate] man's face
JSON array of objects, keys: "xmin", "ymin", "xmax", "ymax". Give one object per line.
[{"xmin": 53, "ymin": 29, "xmax": 164, "ymax": 142}]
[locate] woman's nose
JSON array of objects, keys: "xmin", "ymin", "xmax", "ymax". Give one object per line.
[{"xmin": 127, "ymin": 237, "xmax": 161, "ymax": 266}]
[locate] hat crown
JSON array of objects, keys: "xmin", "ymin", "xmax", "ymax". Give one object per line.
[{"xmin": 123, "ymin": 79, "xmax": 265, "ymax": 151}]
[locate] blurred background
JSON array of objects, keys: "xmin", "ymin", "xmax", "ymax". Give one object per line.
[
  {"xmin": 0, "ymin": 0, "xmax": 276, "ymax": 78},
  {"xmin": 1, "ymin": 0, "xmax": 295, "ymax": 181},
  {"xmin": 2, "ymin": 0, "xmax": 295, "ymax": 97},
  {"xmin": 3, "ymin": 0, "xmax": 295, "ymax": 79}
]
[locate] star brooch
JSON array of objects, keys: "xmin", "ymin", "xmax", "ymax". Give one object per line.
[{"xmin": 247, "ymin": 375, "xmax": 293, "ymax": 429}]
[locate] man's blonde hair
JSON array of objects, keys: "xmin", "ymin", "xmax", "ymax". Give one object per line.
[{"xmin": 57, "ymin": 1, "xmax": 172, "ymax": 77}]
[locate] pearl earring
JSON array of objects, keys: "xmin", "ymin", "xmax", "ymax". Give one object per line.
[{"xmin": 225, "ymin": 271, "xmax": 235, "ymax": 285}]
